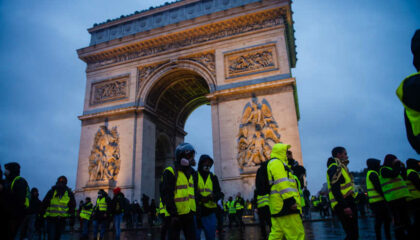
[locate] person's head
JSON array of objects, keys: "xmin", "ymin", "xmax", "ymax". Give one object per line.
[
  {"xmin": 293, "ymin": 165, "xmax": 306, "ymax": 178},
  {"xmin": 406, "ymin": 158, "xmax": 420, "ymax": 171},
  {"xmin": 198, "ymin": 154, "xmax": 214, "ymax": 172},
  {"xmin": 113, "ymin": 187, "xmax": 121, "ymax": 195},
  {"xmin": 332, "ymin": 147, "xmax": 348, "ymax": 162},
  {"xmin": 228, "ymin": 196, "xmax": 232, "ymax": 201},
  {"xmin": 85, "ymin": 197, "xmax": 91, "ymax": 203},
  {"xmin": 56, "ymin": 176, "xmax": 67, "ymax": 188},
  {"xmin": 134, "ymin": 200, "xmax": 138, "ymax": 204},
  {"xmin": 4, "ymin": 162, "xmax": 20, "ymax": 180},
  {"xmin": 384, "ymin": 154, "xmax": 398, "ymax": 167},
  {"xmin": 98, "ymin": 189, "xmax": 106, "ymax": 198},
  {"xmin": 175, "ymin": 143, "xmax": 196, "ymax": 167},
  {"xmin": 411, "ymin": 29, "xmax": 420, "ymax": 71},
  {"xmin": 287, "ymin": 150, "xmax": 293, "ymax": 159},
  {"xmin": 31, "ymin": 187, "xmax": 39, "ymax": 198},
  {"xmin": 366, "ymin": 158, "xmax": 381, "ymax": 171},
  {"xmin": 236, "ymin": 192, "xmax": 241, "ymax": 198}
]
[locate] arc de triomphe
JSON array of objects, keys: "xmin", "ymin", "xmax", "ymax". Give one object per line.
[{"xmin": 75, "ymin": 0, "xmax": 302, "ymax": 202}]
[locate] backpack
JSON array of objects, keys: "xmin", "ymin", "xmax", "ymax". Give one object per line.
[{"xmin": 255, "ymin": 160, "xmax": 272, "ymax": 196}]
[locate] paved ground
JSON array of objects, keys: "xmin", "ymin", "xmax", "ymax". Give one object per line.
[{"xmin": 56, "ymin": 214, "xmax": 389, "ymax": 240}]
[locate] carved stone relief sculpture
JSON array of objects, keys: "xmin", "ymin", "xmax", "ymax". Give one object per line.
[
  {"xmin": 237, "ymin": 96, "xmax": 281, "ymax": 170},
  {"xmin": 225, "ymin": 44, "xmax": 278, "ymax": 79},
  {"xmin": 88, "ymin": 125, "xmax": 121, "ymax": 182},
  {"xmin": 90, "ymin": 77, "xmax": 128, "ymax": 105}
]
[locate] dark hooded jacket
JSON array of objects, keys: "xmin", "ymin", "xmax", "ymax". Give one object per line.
[
  {"xmin": 41, "ymin": 183, "xmax": 76, "ymax": 219},
  {"xmin": 397, "ymin": 29, "xmax": 420, "ymax": 154},
  {"xmin": 406, "ymin": 158, "xmax": 420, "ymax": 192},
  {"xmin": 194, "ymin": 155, "xmax": 222, "ymax": 216},
  {"xmin": 327, "ymin": 157, "xmax": 354, "ymax": 209},
  {"xmin": 4, "ymin": 162, "xmax": 29, "ymax": 218},
  {"xmin": 366, "ymin": 158, "xmax": 384, "ymax": 200}
]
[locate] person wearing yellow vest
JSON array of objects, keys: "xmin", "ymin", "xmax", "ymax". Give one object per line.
[
  {"xmin": 41, "ymin": 175, "xmax": 76, "ymax": 240},
  {"xmin": 194, "ymin": 154, "xmax": 222, "ymax": 240},
  {"xmin": 80, "ymin": 197, "xmax": 93, "ymax": 240},
  {"xmin": 226, "ymin": 196, "xmax": 238, "ymax": 228},
  {"xmin": 366, "ymin": 158, "xmax": 391, "ymax": 240},
  {"xmin": 267, "ymin": 143, "xmax": 304, "ymax": 240},
  {"xmin": 4, "ymin": 162, "xmax": 30, "ymax": 240},
  {"xmin": 160, "ymin": 143, "xmax": 197, "ymax": 240},
  {"xmin": 234, "ymin": 192, "xmax": 245, "ymax": 230},
  {"xmin": 396, "ymin": 29, "xmax": 420, "ymax": 154},
  {"xmin": 327, "ymin": 147, "xmax": 358, "ymax": 240},
  {"xmin": 405, "ymin": 158, "xmax": 420, "ymax": 237},
  {"xmin": 380, "ymin": 154, "xmax": 411, "ymax": 240},
  {"xmin": 255, "ymin": 159, "xmax": 272, "ymax": 239},
  {"xmin": 92, "ymin": 189, "xmax": 111, "ymax": 240}
]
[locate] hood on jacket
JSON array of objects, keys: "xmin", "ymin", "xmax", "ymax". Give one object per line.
[
  {"xmin": 366, "ymin": 158, "xmax": 381, "ymax": 171},
  {"xmin": 384, "ymin": 154, "xmax": 397, "ymax": 167},
  {"xmin": 270, "ymin": 143, "xmax": 291, "ymax": 164},
  {"xmin": 4, "ymin": 162, "xmax": 20, "ymax": 180},
  {"xmin": 198, "ymin": 154, "xmax": 214, "ymax": 171},
  {"xmin": 406, "ymin": 158, "xmax": 420, "ymax": 171}
]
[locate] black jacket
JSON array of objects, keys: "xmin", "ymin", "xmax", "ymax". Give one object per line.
[
  {"xmin": 42, "ymin": 186, "xmax": 76, "ymax": 218},
  {"xmin": 327, "ymin": 158, "xmax": 354, "ymax": 209},
  {"xmin": 111, "ymin": 192, "xmax": 127, "ymax": 215}
]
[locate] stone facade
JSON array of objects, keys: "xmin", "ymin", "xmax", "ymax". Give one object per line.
[{"xmin": 75, "ymin": 0, "xmax": 300, "ymax": 202}]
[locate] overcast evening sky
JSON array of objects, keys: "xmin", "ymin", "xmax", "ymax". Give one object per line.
[{"xmin": 0, "ymin": 0, "xmax": 419, "ymax": 197}]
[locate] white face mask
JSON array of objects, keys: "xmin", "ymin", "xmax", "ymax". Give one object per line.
[{"xmin": 180, "ymin": 158, "xmax": 190, "ymax": 167}]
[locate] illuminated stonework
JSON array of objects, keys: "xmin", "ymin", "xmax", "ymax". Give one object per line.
[
  {"xmin": 237, "ymin": 96, "xmax": 281, "ymax": 170},
  {"xmin": 88, "ymin": 126, "xmax": 120, "ymax": 181},
  {"xmin": 90, "ymin": 76, "xmax": 128, "ymax": 105}
]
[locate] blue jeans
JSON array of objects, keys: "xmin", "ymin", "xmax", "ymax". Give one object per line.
[
  {"xmin": 196, "ymin": 213, "xmax": 217, "ymax": 240},
  {"xmin": 114, "ymin": 214, "xmax": 123, "ymax": 239},
  {"xmin": 93, "ymin": 219, "xmax": 107, "ymax": 239},
  {"xmin": 81, "ymin": 219, "xmax": 90, "ymax": 238}
]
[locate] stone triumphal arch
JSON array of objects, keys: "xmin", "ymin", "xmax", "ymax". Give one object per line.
[{"xmin": 75, "ymin": 0, "xmax": 302, "ymax": 202}]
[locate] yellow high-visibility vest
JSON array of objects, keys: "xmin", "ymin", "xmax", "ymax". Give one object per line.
[
  {"xmin": 227, "ymin": 200, "xmax": 236, "ymax": 214},
  {"xmin": 198, "ymin": 173, "xmax": 217, "ymax": 209},
  {"xmin": 366, "ymin": 170, "xmax": 385, "ymax": 204},
  {"xmin": 11, "ymin": 176, "xmax": 30, "ymax": 208},
  {"xmin": 96, "ymin": 197, "xmax": 107, "ymax": 212},
  {"xmin": 267, "ymin": 158, "xmax": 300, "ymax": 215},
  {"xmin": 159, "ymin": 198, "xmax": 170, "ymax": 217},
  {"xmin": 380, "ymin": 166, "xmax": 410, "ymax": 202},
  {"xmin": 80, "ymin": 202, "xmax": 93, "ymax": 220},
  {"xmin": 44, "ymin": 190, "xmax": 70, "ymax": 218},
  {"xmin": 293, "ymin": 174, "xmax": 306, "ymax": 208},
  {"xmin": 327, "ymin": 162, "xmax": 354, "ymax": 209},
  {"xmin": 405, "ymin": 169, "xmax": 420, "ymax": 201},
  {"xmin": 396, "ymin": 72, "xmax": 420, "ymax": 137},
  {"xmin": 165, "ymin": 167, "xmax": 196, "ymax": 215}
]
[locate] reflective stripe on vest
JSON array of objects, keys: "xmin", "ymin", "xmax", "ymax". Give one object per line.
[
  {"xmin": 396, "ymin": 72, "xmax": 420, "ymax": 136},
  {"xmin": 406, "ymin": 169, "xmax": 420, "ymax": 201},
  {"xmin": 327, "ymin": 162, "xmax": 354, "ymax": 209},
  {"xmin": 159, "ymin": 198, "xmax": 170, "ymax": 217},
  {"xmin": 96, "ymin": 197, "xmax": 107, "ymax": 212},
  {"xmin": 45, "ymin": 190, "xmax": 70, "ymax": 217},
  {"xmin": 267, "ymin": 158, "xmax": 301, "ymax": 215},
  {"xmin": 198, "ymin": 173, "xmax": 217, "ymax": 209},
  {"xmin": 11, "ymin": 176, "xmax": 30, "ymax": 208},
  {"xmin": 380, "ymin": 166, "xmax": 410, "ymax": 202},
  {"xmin": 227, "ymin": 201, "xmax": 236, "ymax": 214},
  {"xmin": 366, "ymin": 170, "xmax": 385, "ymax": 204},
  {"xmin": 165, "ymin": 167, "xmax": 196, "ymax": 215},
  {"xmin": 80, "ymin": 202, "xmax": 93, "ymax": 220},
  {"xmin": 257, "ymin": 194, "xmax": 269, "ymax": 208},
  {"xmin": 235, "ymin": 198, "xmax": 244, "ymax": 210}
]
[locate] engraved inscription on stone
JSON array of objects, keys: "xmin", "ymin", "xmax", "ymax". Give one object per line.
[
  {"xmin": 225, "ymin": 44, "xmax": 278, "ymax": 79},
  {"xmin": 88, "ymin": 126, "xmax": 121, "ymax": 182},
  {"xmin": 90, "ymin": 77, "xmax": 128, "ymax": 105},
  {"xmin": 237, "ymin": 96, "xmax": 281, "ymax": 170}
]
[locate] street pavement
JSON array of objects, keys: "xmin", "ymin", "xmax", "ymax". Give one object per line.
[{"xmin": 58, "ymin": 213, "xmax": 388, "ymax": 240}]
